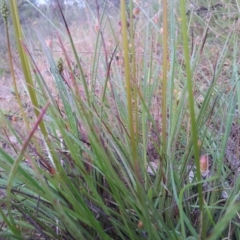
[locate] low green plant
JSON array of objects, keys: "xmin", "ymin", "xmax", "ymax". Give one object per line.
[{"xmin": 0, "ymin": 0, "xmax": 240, "ymax": 239}]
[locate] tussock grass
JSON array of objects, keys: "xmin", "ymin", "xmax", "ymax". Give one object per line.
[{"xmin": 0, "ymin": 0, "xmax": 240, "ymax": 239}]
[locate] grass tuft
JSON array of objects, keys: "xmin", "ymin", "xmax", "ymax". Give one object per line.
[{"xmin": 0, "ymin": 0, "xmax": 240, "ymax": 239}]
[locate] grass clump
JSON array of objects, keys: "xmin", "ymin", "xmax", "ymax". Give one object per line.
[{"xmin": 0, "ymin": 0, "xmax": 240, "ymax": 239}]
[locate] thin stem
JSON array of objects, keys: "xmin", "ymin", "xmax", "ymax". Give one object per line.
[
  {"xmin": 162, "ymin": 0, "xmax": 168, "ymax": 154},
  {"xmin": 179, "ymin": 0, "xmax": 204, "ymax": 238},
  {"xmin": 120, "ymin": 0, "xmax": 139, "ymax": 183}
]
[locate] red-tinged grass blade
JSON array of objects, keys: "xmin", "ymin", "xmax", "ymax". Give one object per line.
[
  {"xmin": 8, "ymin": 0, "xmax": 61, "ymax": 174},
  {"xmin": 6, "ymin": 101, "xmax": 50, "ymax": 232}
]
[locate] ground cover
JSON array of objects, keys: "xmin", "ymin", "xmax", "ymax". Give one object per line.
[{"xmin": 0, "ymin": 0, "xmax": 240, "ymax": 239}]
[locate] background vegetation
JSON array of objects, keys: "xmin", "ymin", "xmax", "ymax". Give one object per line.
[{"xmin": 0, "ymin": 0, "xmax": 240, "ymax": 239}]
